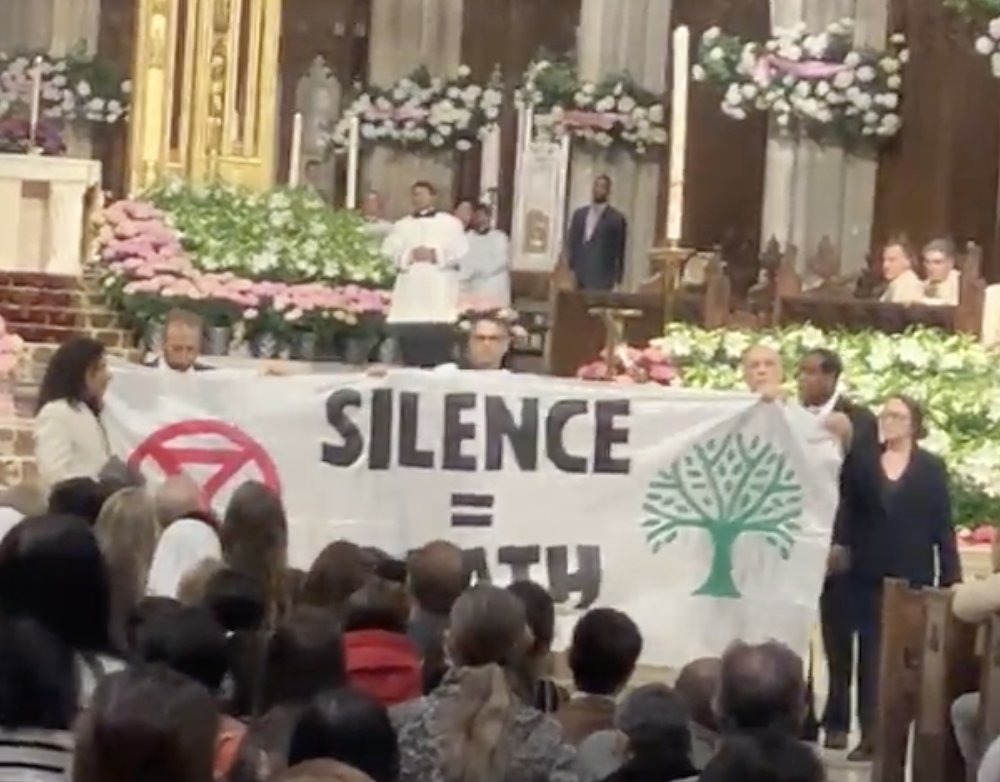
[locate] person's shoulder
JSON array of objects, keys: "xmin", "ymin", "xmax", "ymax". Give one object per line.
[{"xmin": 36, "ymin": 398, "xmax": 75, "ymax": 419}]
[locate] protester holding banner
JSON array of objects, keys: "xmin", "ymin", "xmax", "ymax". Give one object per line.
[
  {"xmin": 383, "ymin": 181, "xmax": 469, "ymax": 368},
  {"xmin": 146, "ymin": 309, "xmax": 214, "ymax": 373},
  {"xmin": 445, "ymin": 308, "xmax": 514, "ymax": 372},
  {"xmin": 34, "ymin": 336, "xmax": 113, "ymax": 493}
]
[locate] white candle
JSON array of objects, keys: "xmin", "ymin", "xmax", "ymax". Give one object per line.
[
  {"xmin": 346, "ymin": 115, "xmax": 360, "ymax": 209},
  {"xmin": 666, "ymin": 25, "xmax": 690, "ymax": 245},
  {"xmin": 288, "ymin": 112, "xmax": 303, "ymax": 187},
  {"xmin": 29, "ymin": 57, "xmax": 43, "ymax": 147}
]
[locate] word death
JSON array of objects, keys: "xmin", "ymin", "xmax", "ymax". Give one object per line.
[{"xmin": 322, "ymin": 389, "xmax": 631, "ymax": 474}]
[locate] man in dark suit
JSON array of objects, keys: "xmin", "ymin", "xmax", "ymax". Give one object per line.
[
  {"xmin": 797, "ymin": 348, "xmax": 882, "ymax": 755},
  {"xmin": 144, "ymin": 308, "xmax": 214, "ymax": 373},
  {"xmin": 566, "ymin": 175, "xmax": 628, "ymax": 291}
]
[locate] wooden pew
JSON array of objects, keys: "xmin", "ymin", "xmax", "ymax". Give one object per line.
[{"xmin": 873, "ymin": 580, "xmax": 980, "ymax": 782}]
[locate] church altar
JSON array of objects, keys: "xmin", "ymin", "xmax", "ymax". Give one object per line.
[{"xmin": 0, "ymin": 153, "xmax": 101, "ymax": 277}]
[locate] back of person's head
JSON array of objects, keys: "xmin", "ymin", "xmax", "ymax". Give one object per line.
[
  {"xmin": 155, "ymin": 474, "xmax": 204, "ymax": 528},
  {"xmin": 258, "ymin": 606, "xmax": 346, "ymax": 714},
  {"xmin": 303, "ymin": 541, "xmax": 371, "ymax": 615},
  {"xmin": 277, "ymin": 760, "xmax": 376, "ymax": 782},
  {"xmin": 408, "ymin": 540, "xmax": 468, "ymax": 616},
  {"xmin": 568, "ymin": 608, "xmax": 643, "ymax": 695},
  {"xmin": 205, "ymin": 567, "xmax": 267, "ymax": 632},
  {"xmin": 615, "ymin": 684, "xmax": 696, "ymax": 781},
  {"xmin": 126, "ymin": 596, "xmax": 181, "ymax": 653},
  {"xmin": 438, "ymin": 585, "xmax": 531, "ymax": 782},
  {"xmin": 717, "ymin": 641, "xmax": 806, "ymax": 735},
  {"xmin": 343, "ymin": 579, "xmax": 409, "ymax": 634},
  {"xmin": 136, "ymin": 603, "xmax": 228, "ymax": 693},
  {"xmin": 73, "ymin": 664, "xmax": 219, "ymax": 782},
  {"xmin": 178, "ymin": 558, "xmax": 224, "ymax": 604},
  {"xmin": 699, "ymin": 732, "xmax": 825, "ymax": 782},
  {"xmin": 94, "ymin": 488, "xmax": 159, "ymax": 644},
  {"xmin": 0, "ymin": 514, "xmax": 112, "ymax": 653},
  {"xmin": 0, "ymin": 613, "xmax": 77, "ymax": 730},
  {"xmin": 676, "ymin": 656, "xmax": 723, "ymax": 732},
  {"xmin": 289, "ymin": 688, "xmax": 399, "ymax": 782},
  {"xmin": 506, "ymin": 580, "xmax": 555, "ymax": 658},
  {"xmin": 48, "ymin": 477, "xmax": 108, "ymax": 525},
  {"xmin": 222, "ymin": 481, "xmax": 289, "ymax": 620},
  {"xmin": 373, "ymin": 557, "xmax": 407, "ymax": 586}
]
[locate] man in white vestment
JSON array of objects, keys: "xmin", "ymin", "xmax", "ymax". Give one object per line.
[
  {"xmin": 879, "ymin": 242, "xmax": 924, "ymax": 304},
  {"xmin": 382, "ymin": 181, "xmax": 469, "ymax": 367},
  {"xmin": 460, "ymin": 203, "xmax": 511, "ymax": 307},
  {"xmin": 921, "ymin": 238, "xmax": 960, "ymax": 306}
]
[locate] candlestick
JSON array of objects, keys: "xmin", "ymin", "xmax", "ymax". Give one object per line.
[
  {"xmin": 288, "ymin": 112, "xmax": 303, "ymax": 187},
  {"xmin": 346, "ymin": 116, "xmax": 360, "ymax": 209},
  {"xmin": 29, "ymin": 57, "xmax": 43, "ymax": 151},
  {"xmin": 666, "ymin": 25, "xmax": 690, "ymax": 245}
]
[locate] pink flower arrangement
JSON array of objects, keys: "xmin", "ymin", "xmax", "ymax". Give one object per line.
[
  {"xmin": 577, "ymin": 345, "xmax": 681, "ymax": 386},
  {"xmin": 957, "ymin": 525, "xmax": 998, "ymax": 548},
  {"xmin": 0, "ymin": 315, "xmax": 25, "ymax": 378}
]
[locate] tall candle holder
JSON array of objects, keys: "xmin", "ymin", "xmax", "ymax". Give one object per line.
[{"xmin": 588, "ymin": 306, "xmax": 643, "ymax": 379}]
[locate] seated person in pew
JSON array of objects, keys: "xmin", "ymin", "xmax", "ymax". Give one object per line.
[
  {"xmin": 880, "ymin": 241, "xmax": 925, "ymax": 305},
  {"xmin": 951, "ymin": 541, "xmax": 1000, "ymax": 776},
  {"xmin": 922, "ymin": 238, "xmax": 961, "ymax": 306}
]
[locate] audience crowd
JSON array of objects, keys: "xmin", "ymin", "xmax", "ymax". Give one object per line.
[{"xmin": 0, "ymin": 467, "xmax": 830, "ymax": 782}]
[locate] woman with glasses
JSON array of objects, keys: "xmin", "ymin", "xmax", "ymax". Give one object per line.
[{"xmin": 847, "ymin": 394, "xmax": 961, "ymax": 762}]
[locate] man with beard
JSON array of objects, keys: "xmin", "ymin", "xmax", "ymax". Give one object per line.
[{"xmin": 566, "ymin": 175, "xmax": 628, "ymax": 291}]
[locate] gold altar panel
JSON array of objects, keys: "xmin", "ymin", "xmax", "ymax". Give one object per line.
[{"xmin": 128, "ymin": 0, "xmax": 282, "ymax": 193}]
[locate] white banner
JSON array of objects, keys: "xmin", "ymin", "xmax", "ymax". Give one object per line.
[{"xmin": 103, "ymin": 366, "xmax": 841, "ymax": 667}]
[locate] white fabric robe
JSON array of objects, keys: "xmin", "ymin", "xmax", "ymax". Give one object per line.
[{"xmin": 460, "ymin": 229, "xmax": 512, "ymax": 307}]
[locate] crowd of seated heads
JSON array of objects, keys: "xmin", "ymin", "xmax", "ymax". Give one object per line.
[{"xmin": 0, "ymin": 469, "xmax": 838, "ymax": 782}]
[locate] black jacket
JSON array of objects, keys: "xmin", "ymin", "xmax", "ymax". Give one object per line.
[
  {"xmin": 566, "ymin": 204, "xmax": 627, "ymax": 291},
  {"xmin": 831, "ymin": 398, "xmax": 882, "ymax": 548},
  {"xmin": 850, "ymin": 447, "xmax": 961, "ymax": 588}
]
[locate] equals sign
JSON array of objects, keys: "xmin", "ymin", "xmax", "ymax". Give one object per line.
[{"xmin": 450, "ymin": 493, "xmax": 495, "ymax": 527}]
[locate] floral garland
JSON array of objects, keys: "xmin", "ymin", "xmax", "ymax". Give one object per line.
[
  {"xmin": 96, "ymin": 195, "xmax": 393, "ymax": 341},
  {"xmin": 693, "ymin": 19, "xmax": 908, "ymax": 144},
  {"xmin": 0, "ymin": 49, "xmax": 130, "ymax": 125},
  {"xmin": 327, "ymin": 65, "xmax": 504, "ymax": 154},
  {"xmin": 517, "ymin": 56, "xmax": 667, "ymax": 156},
  {"xmin": 577, "ymin": 344, "xmax": 680, "ymax": 385}
]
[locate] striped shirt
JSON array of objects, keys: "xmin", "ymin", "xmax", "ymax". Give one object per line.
[{"xmin": 0, "ymin": 728, "xmax": 72, "ymax": 782}]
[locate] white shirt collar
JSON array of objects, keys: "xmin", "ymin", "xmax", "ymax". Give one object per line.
[{"xmin": 807, "ymin": 390, "xmax": 840, "ymax": 417}]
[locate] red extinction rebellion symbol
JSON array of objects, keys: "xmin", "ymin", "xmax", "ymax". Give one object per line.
[{"xmin": 128, "ymin": 420, "xmax": 281, "ymax": 503}]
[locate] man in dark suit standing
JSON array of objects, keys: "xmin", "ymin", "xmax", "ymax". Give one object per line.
[
  {"xmin": 797, "ymin": 348, "xmax": 882, "ymax": 754},
  {"xmin": 566, "ymin": 174, "xmax": 628, "ymax": 291}
]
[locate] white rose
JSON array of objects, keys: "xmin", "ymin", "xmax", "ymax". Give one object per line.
[
  {"xmin": 882, "ymin": 93, "xmax": 899, "ymax": 110},
  {"xmin": 649, "ymin": 105, "xmax": 665, "ymax": 123},
  {"xmin": 804, "ymin": 33, "xmax": 829, "ymax": 59},
  {"xmin": 833, "ymin": 70, "xmax": 854, "ymax": 90},
  {"xmin": 709, "ymin": 47, "xmax": 725, "ymax": 62},
  {"xmin": 76, "ymin": 81, "xmax": 92, "ymax": 97},
  {"xmin": 692, "ymin": 64, "xmax": 707, "ymax": 82},
  {"xmin": 899, "ymin": 49, "xmax": 910, "ymax": 64},
  {"xmin": 844, "ymin": 52, "xmax": 862, "ymax": 68},
  {"xmin": 724, "ymin": 84, "xmax": 742, "ymax": 106},
  {"xmin": 815, "ymin": 80, "xmax": 830, "ymax": 97},
  {"xmin": 740, "ymin": 83, "xmax": 758, "ymax": 100},
  {"xmin": 456, "ymin": 139, "xmax": 473, "ymax": 151},
  {"xmin": 890, "ymin": 32, "xmax": 907, "ymax": 45},
  {"xmin": 854, "ymin": 92, "xmax": 873, "ymax": 111},
  {"xmin": 457, "ymin": 64, "xmax": 471, "ymax": 77},
  {"xmin": 977, "ymin": 36, "xmax": 995, "ymax": 56},
  {"xmin": 887, "ymin": 75, "xmax": 902, "ymax": 90},
  {"xmin": 992, "ymin": 53, "xmax": 1000, "ymax": 78},
  {"xmin": 618, "ymin": 96, "xmax": 636, "ymax": 113},
  {"xmin": 881, "ymin": 113, "xmax": 901, "ymax": 134},
  {"xmin": 776, "ymin": 113, "xmax": 790, "ymax": 128},
  {"xmin": 794, "ymin": 80, "xmax": 811, "ymax": 98},
  {"xmin": 863, "ymin": 110, "xmax": 879, "ymax": 125},
  {"xmin": 596, "ymin": 96, "xmax": 615, "ymax": 113},
  {"xmin": 703, "ymin": 26, "xmax": 721, "ymax": 44},
  {"xmin": 991, "ymin": 18, "xmax": 1000, "ymax": 40},
  {"xmin": 856, "ymin": 65, "xmax": 876, "ymax": 83}
]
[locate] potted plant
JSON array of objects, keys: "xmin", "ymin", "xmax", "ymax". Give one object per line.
[
  {"xmin": 200, "ymin": 297, "xmax": 239, "ymax": 356},
  {"xmin": 244, "ymin": 304, "xmax": 291, "ymax": 359}
]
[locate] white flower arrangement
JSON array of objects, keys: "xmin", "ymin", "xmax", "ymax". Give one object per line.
[
  {"xmin": 694, "ymin": 19, "xmax": 908, "ymax": 145},
  {"xmin": 326, "ymin": 65, "xmax": 503, "ymax": 155},
  {"xmin": 0, "ymin": 50, "xmax": 130, "ymax": 125},
  {"xmin": 652, "ymin": 322, "xmax": 1000, "ymax": 528},
  {"xmin": 973, "ymin": 16, "xmax": 1000, "ymax": 77},
  {"xmin": 517, "ymin": 56, "xmax": 668, "ymax": 156}
]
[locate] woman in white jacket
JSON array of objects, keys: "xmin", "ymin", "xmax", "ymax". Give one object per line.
[{"xmin": 34, "ymin": 337, "xmax": 112, "ymax": 494}]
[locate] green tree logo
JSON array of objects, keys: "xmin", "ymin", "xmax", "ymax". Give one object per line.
[{"xmin": 642, "ymin": 433, "xmax": 804, "ymax": 599}]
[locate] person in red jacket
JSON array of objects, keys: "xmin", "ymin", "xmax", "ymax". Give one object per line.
[{"xmin": 343, "ymin": 578, "xmax": 422, "ymax": 706}]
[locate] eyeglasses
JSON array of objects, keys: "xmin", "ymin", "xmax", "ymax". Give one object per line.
[{"xmin": 879, "ymin": 410, "xmax": 911, "ymax": 422}]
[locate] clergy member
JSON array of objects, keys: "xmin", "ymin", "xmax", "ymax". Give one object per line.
[
  {"xmin": 879, "ymin": 241, "xmax": 924, "ymax": 304},
  {"xmin": 460, "ymin": 203, "xmax": 511, "ymax": 307},
  {"xmin": 361, "ymin": 190, "xmax": 393, "ymax": 244},
  {"xmin": 382, "ymin": 181, "xmax": 469, "ymax": 367},
  {"xmin": 145, "ymin": 309, "xmax": 213, "ymax": 373},
  {"xmin": 921, "ymin": 238, "xmax": 960, "ymax": 306},
  {"xmin": 566, "ymin": 175, "xmax": 628, "ymax": 291}
]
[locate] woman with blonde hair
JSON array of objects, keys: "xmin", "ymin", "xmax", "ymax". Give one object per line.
[
  {"xmin": 393, "ymin": 584, "xmax": 575, "ymax": 782},
  {"xmin": 94, "ymin": 488, "xmax": 159, "ymax": 649},
  {"xmin": 222, "ymin": 481, "xmax": 289, "ymax": 624}
]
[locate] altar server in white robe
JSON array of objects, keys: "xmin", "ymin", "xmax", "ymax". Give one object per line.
[
  {"xmin": 460, "ymin": 202, "xmax": 511, "ymax": 307},
  {"xmin": 382, "ymin": 181, "xmax": 469, "ymax": 367}
]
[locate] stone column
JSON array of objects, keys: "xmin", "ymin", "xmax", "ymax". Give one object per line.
[
  {"xmin": 761, "ymin": 0, "xmax": 888, "ymax": 275},
  {"xmin": 366, "ymin": 0, "xmax": 464, "ymax": 218},
  {"xmin": 568, "ymin": 0, "xmax": 672, "ymax": 289}
]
